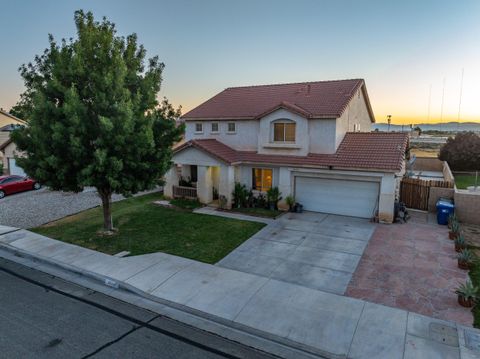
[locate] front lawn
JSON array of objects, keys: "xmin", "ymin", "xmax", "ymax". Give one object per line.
[
  {"xmin": 455, "ymin": 175, "xmax": 479, "ymax": 189},
  {"xmin": 32, "ymin": 193, "xmax": 265, "ymax": 264}
]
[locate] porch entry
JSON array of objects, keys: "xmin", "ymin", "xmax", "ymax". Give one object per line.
[{"xmin": 172, "ymin": 164, "xmax": 221, "ymax": 203}]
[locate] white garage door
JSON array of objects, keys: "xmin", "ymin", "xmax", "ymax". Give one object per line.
[
  {"xmin": 295, "ymin": 176, "xmax": 379, "ymax": 218},
  {"xmin": 8, "ymin": 158, "xmax": 27, "ymax": 177}
]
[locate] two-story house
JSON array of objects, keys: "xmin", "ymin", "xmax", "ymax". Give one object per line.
[{"xmin": 164, "ymin": 79, "xmax": 408, "ymax": 223}]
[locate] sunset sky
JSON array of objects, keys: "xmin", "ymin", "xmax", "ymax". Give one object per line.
[{"xmin": 1, "ymin": 0, "xmax": 479, "ymax": 124}]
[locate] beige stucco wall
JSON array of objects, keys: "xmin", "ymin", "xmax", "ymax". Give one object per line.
[
  {"xmin": 413, "ymin": 157, "xmax": 443, "ymax": 171},
  {"xmin": 184, "ymin": 120, "xmax": 259, "ymax": 151},
  {"xmin": 308, "ymin": 119, "xmax": 337, "ymax": 154},
  {"xmin": 2, "ymin": 141, "xmax": 22, "ymax": 174},
  {"xmin": 454, "ymin": 190, "xmax": 480, "ymax": 225},
  {"xmin": 335, "ymin": 88, "xmax": 373, "ymax": 150}
]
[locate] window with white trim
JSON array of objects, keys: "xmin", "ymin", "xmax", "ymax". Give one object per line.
[
  {"xmin": 195, "ymin": 123, "xmax": 203, "ymax": 133},
  {"xmin": 252, "ymin": 168, "xmax": 273, "ymax": 192},
  {"xmin": 227, "ymin": 122, "xmax": 236, "ymax": 133},
  {"xmin": 211, "ymin": 122, "xmax": 219, "ymax": 133},
  {"xmin": 273, "ymin": 120, "xmax": 295, "ymax": 142}
]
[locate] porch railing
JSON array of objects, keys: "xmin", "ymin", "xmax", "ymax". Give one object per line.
[{"xmin": 173, "ymin": 185, "xmax": 197, "ymax": 199}]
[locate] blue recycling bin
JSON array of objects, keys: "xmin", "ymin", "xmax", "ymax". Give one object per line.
[{"xmin": 436, "ymin": 199, "xmax": 454, "ymax": 225}]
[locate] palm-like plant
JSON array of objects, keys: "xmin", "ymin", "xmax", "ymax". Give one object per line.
[
  {"xmin": 266, "ymin": 187, "xmax": 282, "ymax": 210},
  {"xmin": 449, "ymin": 221, "xmax": 460, "ymax": 240},
  {"xmin": 455, "ymin": 279, "xmax": 478, "ymax": 307},
  {"xmin": 457, "ymin": 248, "xmax": 475, "ymax": 270},
  {"xmin": 454, "ymin": 234, "xmax": 466, "ymax": 252}
]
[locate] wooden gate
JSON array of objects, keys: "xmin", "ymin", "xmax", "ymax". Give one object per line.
[{"xmin": 400, "ymin": 177, "xmax": 453, "ymax": 210}]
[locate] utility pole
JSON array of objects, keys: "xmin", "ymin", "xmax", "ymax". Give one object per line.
[{"xmin": 387, "ymin": 115, "xmax": 392, "ymax": 132}]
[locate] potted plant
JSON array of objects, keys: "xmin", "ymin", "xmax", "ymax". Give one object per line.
[
  {"xmin": 455, "ymin": 279, "xmax": 478, "ymax": 307},
  {"xmin": 285, "ymin": 195, "xmax": 295, "ymax": 212},
  {"xmin": 448, "ymin": 213, "xmax": 458, "ymax": 229},
  {"xmin": 449, "ymin": 221, "xmax": 460, "ymax": 240},
  {"xmin": 295, "ymin": 202, "xmax": 304, "ymax": 213},
  {"xmin": 457, "ymin": 248, "xmax": 475, "ymax": 270},
  {"xmin": 454, "ymin": 234, "xmax": 466, "ymax": 252},
  {"xmin": 266, "ymin": 187, "xmax": 282, "ymax": 210},
  {"xmin": 218, "ymin": 195, "xmax": 227, "ymax": 210}
]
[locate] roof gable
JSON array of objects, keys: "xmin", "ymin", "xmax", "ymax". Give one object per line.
[{"xmin": 182, "ymin": 79, "xmax": 374, "ymax": 122}]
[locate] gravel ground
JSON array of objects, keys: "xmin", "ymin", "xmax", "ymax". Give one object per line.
[{"xmin": 0, "ymin": 187, "xmax": 161, "ymax": 229}]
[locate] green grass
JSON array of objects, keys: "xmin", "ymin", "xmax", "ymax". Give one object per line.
[
  {"xmin": 231, "ymin": 207, "xmax": 283, "ymax": 218},
  {"xmin": 169, "ymin": 198, "xmax": 203, "ymax": 210},
  {"xmin": 32, "ymin": 193, "xmax": 265, "ymax": 264},
  {"xmin": 469, "ymin": 260, "xmax": 480, "ymax": 328},
  {"xmin": 455, "ymin": 175, "xmax": 479, "ymax": 189}
]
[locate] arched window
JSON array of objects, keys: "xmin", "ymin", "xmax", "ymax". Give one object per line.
[{"xmin": 272, "ymin": 119, "xmax": 296, "ymax": 142}]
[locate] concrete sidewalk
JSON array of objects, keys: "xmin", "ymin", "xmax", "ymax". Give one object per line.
[
  {"xmin": 0, "ymin": 227, "xmax": 479, "ymax": 359},
  {"xmin": 193, "ymin": 206, "xmax": 275, "ymax": 224}
]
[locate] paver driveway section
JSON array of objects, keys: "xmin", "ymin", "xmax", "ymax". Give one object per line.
[
  {"xmin": 346, "ymin": 220, "xmax": 474, "ymax": 326},
  {"xmin": 217, "ymin": 211, "xmax": 376, "ymax": 294}
]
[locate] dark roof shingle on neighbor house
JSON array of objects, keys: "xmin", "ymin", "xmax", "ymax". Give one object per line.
[
  {"xmin": 174, "ymin": 132, "xmax": 409, "ymax": 172},
  {"xmin": 182, "ymin": 79, "xmax": 374, "ymax": 121}
]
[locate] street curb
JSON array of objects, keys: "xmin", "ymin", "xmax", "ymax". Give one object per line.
[{"xmin": 0, "ymin": 242, "xmax": 337, "ymax": 359}]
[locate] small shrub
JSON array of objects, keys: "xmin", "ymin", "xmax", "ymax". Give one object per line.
[
  {"xmin": 179, "ymin": 176, "xmax": 193, "ymax": 187},
  {"xmin": 232, "ymin": 182, "xmax": 248, "ymax": 208},
  {"xmin": 455, "ymin": 234, "xmax": 466, "ymax": 252},
  {"xmin": 266, "ymin": 187, "xmax": 282, "ymax": 210},
  {"xmin": 256, "ymin": 193, "xmax": 267, "ymax": 209},
  {"xmin": 285, "ymin": 195, "xmax": 295, "ymax": 211}
]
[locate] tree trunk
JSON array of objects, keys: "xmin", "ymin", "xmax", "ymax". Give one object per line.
[{"xmin": 99, "ymin": 190, "xmax": 114, "ymax": 232}]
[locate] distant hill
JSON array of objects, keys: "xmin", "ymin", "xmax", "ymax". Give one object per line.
[{"xmin": 373, "ymin": 122, "xmax": 480, "ymax": 132}]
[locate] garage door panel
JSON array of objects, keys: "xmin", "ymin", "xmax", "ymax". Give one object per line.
[{"xmin": 295, "ymin": 177, "xmax": 379, "ymax": 218}]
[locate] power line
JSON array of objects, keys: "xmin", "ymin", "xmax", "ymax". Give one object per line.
[
  {"xmin": 427, "ymin": 84, "xmax": 432, "ymax": 123},
  {"xmin": 440, "ymin": 77, "xmax": 446, "ymax": 131},
  {"xmin": 457, "ymin": 68, "xmax": 464, "ymax": 130}
]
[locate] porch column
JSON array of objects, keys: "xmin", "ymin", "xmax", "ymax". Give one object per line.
[
  {"xmin": 277, "ymin": 167, "xmax": 292, "ymax": 210},
  {"xmin": 197, "ymin": 166, "xmax": 213, "ymax": 204},
  {"xmin": 219, "ymin": 164, "xmax": 235, "ymax": 208},
  {"xmin": 164, "ymin": 165, "xmax": 179, "ymax": 198},
  {"xmin": 378, "ymin": 174, "xmax": 395, "ymax": 223}
]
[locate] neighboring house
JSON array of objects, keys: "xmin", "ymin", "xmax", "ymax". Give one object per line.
[
  {"xmin": 164, "ymin": 79, "xmax": 408, "ymax": 223},
  {"xmin": 0, "ymin": 110, "xmax": 27, "ymax": 176}
]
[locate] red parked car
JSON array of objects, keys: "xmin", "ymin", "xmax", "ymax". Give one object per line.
[{"xmin": 0, "ymin": 175, "xmax": 41, "ymax": 199}]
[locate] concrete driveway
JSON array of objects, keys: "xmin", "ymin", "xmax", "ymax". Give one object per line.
[{"xmin": 217, "ymin": 211, "xmax": 376, "ymax": 295}]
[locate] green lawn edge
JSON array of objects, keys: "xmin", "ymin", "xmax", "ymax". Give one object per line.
[{"xmin": 31, "ymin": 192, "xmax": 265, "ymax": 264}]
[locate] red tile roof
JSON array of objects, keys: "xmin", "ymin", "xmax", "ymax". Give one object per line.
[
  {"xmin": 174, "ymin": 132, "xmax": 409, "ymax": 172},
  {"xmin": 182, "ymin": 79, "xmax": 374, "ymax": 121}
]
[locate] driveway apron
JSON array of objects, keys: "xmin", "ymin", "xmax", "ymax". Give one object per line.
[{"xmin": 217, "ymin": 211, "xmax": 376, "ymax": 295}]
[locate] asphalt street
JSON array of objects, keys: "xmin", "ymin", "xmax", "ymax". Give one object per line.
[{"xmin": 0, "ymin": 258, "xmax": 275, "ymax": 359}]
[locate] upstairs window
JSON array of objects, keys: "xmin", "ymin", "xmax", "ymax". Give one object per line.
[
  {"xmin": 252, "ymin": 168, "xmax": 273, "ymax": 192},
  {"xmin": 227, "ymin": 122, "xmax": 236, "ymax": 133},
  {"xmin": 195, "ymin": 123, "xmax": 203, "ymax": 133},
  {"xmin": 273, "ymin": 121, "xmax": 296, "ymax": 142},
  {"xmin": 211, "ymin": 122, "xmax": 219, "ymax": 133}
]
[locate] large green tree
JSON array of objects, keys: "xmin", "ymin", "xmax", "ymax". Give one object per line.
[
  {"xmin": 438, "ymin": 132, "xmax": 480, "ymax": 171},
  {"xmin": 11, "ymin": 10, "xmax": 183, "ymax": 232}
]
